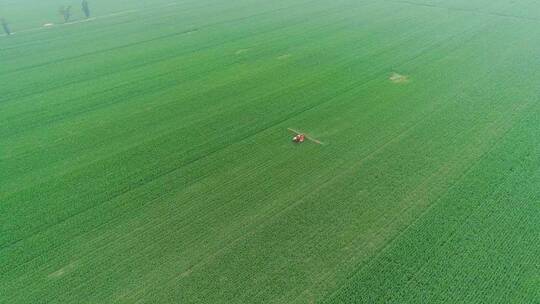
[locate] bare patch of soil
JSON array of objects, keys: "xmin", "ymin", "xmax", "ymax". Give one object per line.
[
  {"xmin": 277, "ymin": 54, "xmax": 292, "ymax": 60},
  {"xmin": 235, "ymin": 48, "xmax": 250, "ymax": 55},
  {"xmin": 48, "ymin": 262, "xmax": 77, "ymax": 279},
  {"xmin": 389, "ymin": 72, "xmax": 409, "ymax": 84}
]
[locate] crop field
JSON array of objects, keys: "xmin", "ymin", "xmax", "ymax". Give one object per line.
[{"xmin": 1, "ymin": 0, "xmax": 540, "ymax": 303}]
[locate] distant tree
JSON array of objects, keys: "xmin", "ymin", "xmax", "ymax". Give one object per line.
[
  {"xmin": 82, "ymin": 0, "xmax": 90, "ymax": 18},
  {"xmin": 1, "ymin": 18, "xmax": 11, "ymax": 35},
  {"xmin": 59, "ymin": 6, "xmax": 72, "ymax": 23}
]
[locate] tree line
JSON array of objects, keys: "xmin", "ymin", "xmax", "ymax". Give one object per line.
[{"xmin": 2, "ymin": 1, "xmax": 92, "ymax": 36}]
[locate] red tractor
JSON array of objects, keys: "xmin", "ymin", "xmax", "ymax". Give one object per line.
[
  {"xmin": 288, "ymin": 128, "xmax": 323, "ymax": 145},
  {"xmin": 292, "ymin": 134, "xmax": 306, "ymax": 143}
]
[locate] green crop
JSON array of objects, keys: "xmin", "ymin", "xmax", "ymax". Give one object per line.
[{"xmin": 1, "ymin": 0, "xmax": 539, "ymax": 303}]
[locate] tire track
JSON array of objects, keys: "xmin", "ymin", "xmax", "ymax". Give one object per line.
[
  {"xmin": 0, "ymin": 0, "xmax": 323, "ymax": 76},
  {"xmin": 386, "ymin": 0, "xmax": 540, "ymax": 23},
  {"xmin": 0, "ymin": 1, "xmax": 347, "ymax": 105},
  {"xmin": 1, "ymin": 3, "xmax": 365, "ymax": 139}
]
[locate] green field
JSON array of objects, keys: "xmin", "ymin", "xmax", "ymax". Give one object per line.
[{"xmin": 2, "ymin": 0, "xmax": 540, "ymax": 303}]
